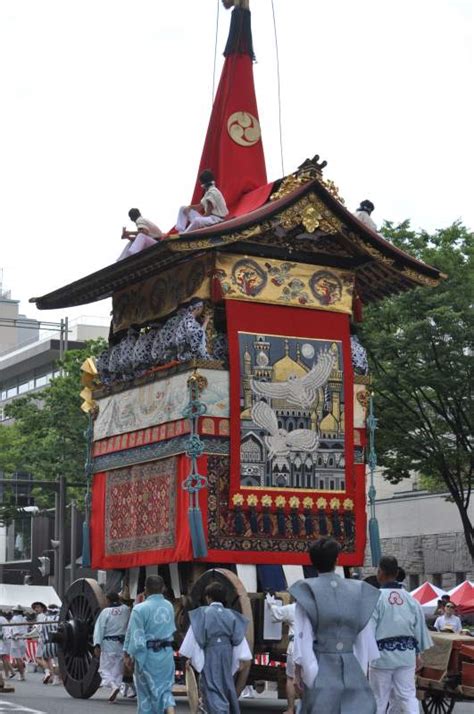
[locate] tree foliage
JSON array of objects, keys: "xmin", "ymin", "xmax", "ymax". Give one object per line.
[
  {"xmin": 361, "ymin": 221, "xmax": 474, "ymax": 555},
  {"xmin": 0, "ymin": 339, "xmax": 106, "ymax": 513}
]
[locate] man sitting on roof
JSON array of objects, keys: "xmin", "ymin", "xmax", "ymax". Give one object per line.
[
  {"xmin": 354, "ymin": 200, "xmax": 378, "ymax": 233},
  {"xmin": 117, "ymin": 208, "xmax": 163, "ymax": 261},
  {"xmin": 176, "ymin": 169, "xmax": 229, "ymax": 233}
]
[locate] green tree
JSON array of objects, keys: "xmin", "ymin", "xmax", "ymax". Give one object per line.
[
  {"xmin": 0, "ymin": 339, "xmax": 106, "ymax": 512},
  {"xmin": 361, "ymin": 221, "xmax": 474, "ymax": 556}
]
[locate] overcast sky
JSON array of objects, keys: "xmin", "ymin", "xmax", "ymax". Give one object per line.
[{"xmin": 0, "ymin": 0, "xmax": 472, "ymax": 328}]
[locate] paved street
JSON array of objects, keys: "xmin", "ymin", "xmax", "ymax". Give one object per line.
[
  {"xmin": 0, "ymin": 672, "xmax": 287, "ymax": 713},
  {"xmin": 2, "ymin": 673, "xmax": 474, "ymax": 712}
]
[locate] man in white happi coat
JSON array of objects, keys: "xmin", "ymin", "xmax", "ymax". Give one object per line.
[
  {"xmin": 10, "ymin": 606, "xmax": 28, "ymax": 681},
  {"xmin": 0, "ymin": 612, "xmax": 15, "ymax": 684},
  {"xmin": 176, "ymin": 169, "xmax": 229, "ymax": 233},
  {"xmin": 93, "ymin": 592, "xmax": 130, "ymax": 702},
  {"xmin": 369, "ymin": 556, "xmax": 432, "ymax": 714},
  {"xmin": 266, "ymin": 593, "xmax": 298, "ymax": 714},
  {"xmin": 118, "ymin": 207, "xmax": 163, "ymax": 261}
]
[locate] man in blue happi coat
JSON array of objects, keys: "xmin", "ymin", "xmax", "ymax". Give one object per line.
[
  {"xmin": 290, "ymin": 537, "xmax": 381, "ymax": 714},
  {"xmin": 124, "ymin": 575, "xmax": 176, "ymax": 714}
]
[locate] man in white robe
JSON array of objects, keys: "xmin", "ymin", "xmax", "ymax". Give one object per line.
[
  {"xmin": 93, "ymin": 592, "xmax": 130, "ymax": 702},
  {"xmin": 354, "ymin": 200, "xmax": 378, "ymax": 233},
  {"xmin": 9, "ymin": 607, "xmax": 27, "ymax": 681},
  {"xmin": 118, "ymin": 208, "xmax": 163, "ymax": 261},
  {"xmin": 176, "ymin": 169, "xmax": 229, "ymax": 233},
  {"xmin": 369, "ymin": 555, "xmax": 432, "ymax": 714}
]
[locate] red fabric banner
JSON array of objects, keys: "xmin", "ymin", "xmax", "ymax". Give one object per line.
[
  {"xmin": 91, "ymin": 454, "xmax": 208, "ymax": 569},
  {"xmin": 191, "ymin": 52, "xmax": 267, "ymax": 214}
]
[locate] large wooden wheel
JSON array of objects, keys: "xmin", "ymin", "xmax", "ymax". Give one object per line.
[
  {"xmin": 421, "ymin": 691, "xmax": 456, "ymax": 713},
  {"xmin": 189, "ymin": 568, "xmax": 254, "ymax": 704},
  {"xmin": 55, "ymin": 578, "xmax": 107, "ymax": 699}
]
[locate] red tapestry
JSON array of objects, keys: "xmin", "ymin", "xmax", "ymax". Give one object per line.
[
  {"xmin": 211, "ymin": 300, "xmax": 366, "ymax": 565},
  {"xmin": 91, "ymin": 455, "xmax": 204, "ymax": 569},
  {"xmin": 204, "ymin": 455, "xmax": 366, "ymax": 566}
]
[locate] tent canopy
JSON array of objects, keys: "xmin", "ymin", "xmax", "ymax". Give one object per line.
[
  {"xmin": 448, "ymin": 581, "xmax": 474, "ymax": 615},
  {"xmin": 411, "ymin": 581, "xmax": 446, "ymax": 606},
  {"xmin": 0, "ymin": 584, "xmax": 61, "ymax": 611}
]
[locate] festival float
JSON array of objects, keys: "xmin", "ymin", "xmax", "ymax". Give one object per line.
[{"xmin": 31, "ymin": 0, "xmax": 444, "ymax": 705}]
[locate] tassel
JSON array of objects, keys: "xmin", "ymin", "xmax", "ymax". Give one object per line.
[
  {"xmin": 249, "ymin": 507, "xmax": 259, "ymax": 534},
  {"xmin": 82, "ymin": 520, "xmax": 91, "ymax": 567},
  {"xmin": 304, "ymin": 509, "xmax": 314, "ymax": 536},
  {"xmin": 343, "ymin": 511, "xmax": 354, "ymax": 540},
  {"xmin": 188, "ymin": 508, "xmax": 208, "ymax": 559},
  {"xmin": 277, "ymin": 509, "xmax": 286, "ymax": 536},
  {"xmin": 291, "ymin": 509, "xmax": 300, "ymax": 536},
  {"xmin": 318, "ymin": 509, "xmax": 328, "ymax": 536},
  {"xmin": 234, "ymin": 507, "xmax": 244, "ymax": 535},
  {"xmin": 369, "ymin": 517, "xmax": 382, "ymax": 567},
  {"xmin": 353, "ymin": 293, "xmax": 363, "ymax": 322},
  {"xmin": 263, "ymin": 508, "xmax": 272, "ymax": 534},
  {"xmin": 331, "ymin": 510, "xmax": 341, "ymax": 538}
]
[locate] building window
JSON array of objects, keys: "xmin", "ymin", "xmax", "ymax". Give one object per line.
[
  {"xmin": 456, "ymin": 572, "xmax": 466, "ymax": 585},
  {"xmin": 7, "ymin": 385, "xmax": 17, "ymax": 398},
  {"xmin": 18, "ymin": 382, "xmax": 29, "ymax": 395},
  {"xmin": 409, "ymin": 574, "xmax": 420, "ymax": 591},
  {"xmin": 330, "ymin": 480, "xmax": 335, "ymax": 490},
  {"xmin": 5, "ymin": 516, "xmax": 32, "ymax": 562},
  {"xmin": 432, "ymin": 573, "xmax": 442, "ymax": 588}
]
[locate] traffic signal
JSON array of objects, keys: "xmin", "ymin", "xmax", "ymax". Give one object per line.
[
  {"xmin": 38, "ymin": 556, "xmax": 51, "ymax": 577},
  {"xmin": 80, "ymin": 357, "xmax": 98, "ymax": 413}
]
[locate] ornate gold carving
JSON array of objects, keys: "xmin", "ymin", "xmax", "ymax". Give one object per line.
[
  {"xmin": 401, "ymin": 267, "xmax": 441, "ymax": 287},
  {"xmin": 279, "ymin": 194, "xmax": 343, "ymax": 235},
  {"xmin": 275, "ymin": 495, "xmax": 287, "ymax": 508},
  {"xmin": 343, "ymin": 498, "xmax": 354, "ymax": 511},
  {"xmin": 187, "ymin": 370, "xmax": 208, "ymax": 393},
  {"xmin": 349, "ymin": 232, "xmax": 395, "ymax": 266},
  {"xmin": 354, "ymin": 375, "xmax": 371, "ymax": 385},
  {"xmin": 320, "ymin": 178, "xmax": 345, "ymax": 204},
  {"xmin": 227, "ymin": 111, "xmax": 261, "ymax": 147},
  {"xmin": 247, "ymin": 494, "xmax": 259, "ymax": 506}
]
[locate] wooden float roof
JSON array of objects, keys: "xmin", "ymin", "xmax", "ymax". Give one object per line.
[{"xmin": 31, "ymin": 164, "xmax": 444, "ymax": 311}]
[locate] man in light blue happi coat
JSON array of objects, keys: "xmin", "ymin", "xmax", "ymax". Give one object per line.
[{"xmin": 124, "ymin": 575, "xmax": 176, "ymax": 714}]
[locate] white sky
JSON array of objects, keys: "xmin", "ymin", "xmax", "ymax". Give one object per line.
[{"xmin": 0, "ymin": 0, "xmax": 472, "ymax": 328}]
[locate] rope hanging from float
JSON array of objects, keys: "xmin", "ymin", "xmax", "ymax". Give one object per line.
[
  {"xmin": 182, "ymin": 371, "xmax": 209, "ymax": 559},
  {"xmin": 367, "ymin": 392, "xmax": 381, "ymax": 566}
]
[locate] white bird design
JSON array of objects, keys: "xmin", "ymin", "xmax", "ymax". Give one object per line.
[
  {"xmin": 251, "ymin": 401, "xmax": 319, "ymax": 459},
  {"xmin": 250, "ymin": 348, "xmax": 335, "ymax": 409}
]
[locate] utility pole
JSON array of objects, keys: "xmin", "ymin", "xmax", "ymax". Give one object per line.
[{"xmin": 57, "ymin": 474, "xmax": 67, "ymax": 599}]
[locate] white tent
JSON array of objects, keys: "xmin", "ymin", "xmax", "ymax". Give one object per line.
[{"xmin": 0, "ymin": 584, "xmax": 61, "ymax": 611}]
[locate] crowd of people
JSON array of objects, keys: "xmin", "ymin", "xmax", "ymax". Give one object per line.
[
  {"xmin": 0, "ymin": 602, "xmax": 60, "ymax": 691},
  {"xmin": 86, "ymin": 539, "xmax": 470, "ymax": 713},
  {"xmin": 1, "ymin": 545, "xmax": 469, "ymax": 711}
]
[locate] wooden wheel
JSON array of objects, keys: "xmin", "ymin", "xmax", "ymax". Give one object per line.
[
  {"xmin": 190, "ymin": 568, "xmax": 254, "ymax": 696},
  {"xmin": 54, "ymin": 578, "xmax": 107, "ymax": 699},
  {"xmin": 421, "ymin": 691, "xmax": 456, "ymax": 713},
  {"xmin": 185, "ymin": 664, "xmax": 200, "ymax": 714}
]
